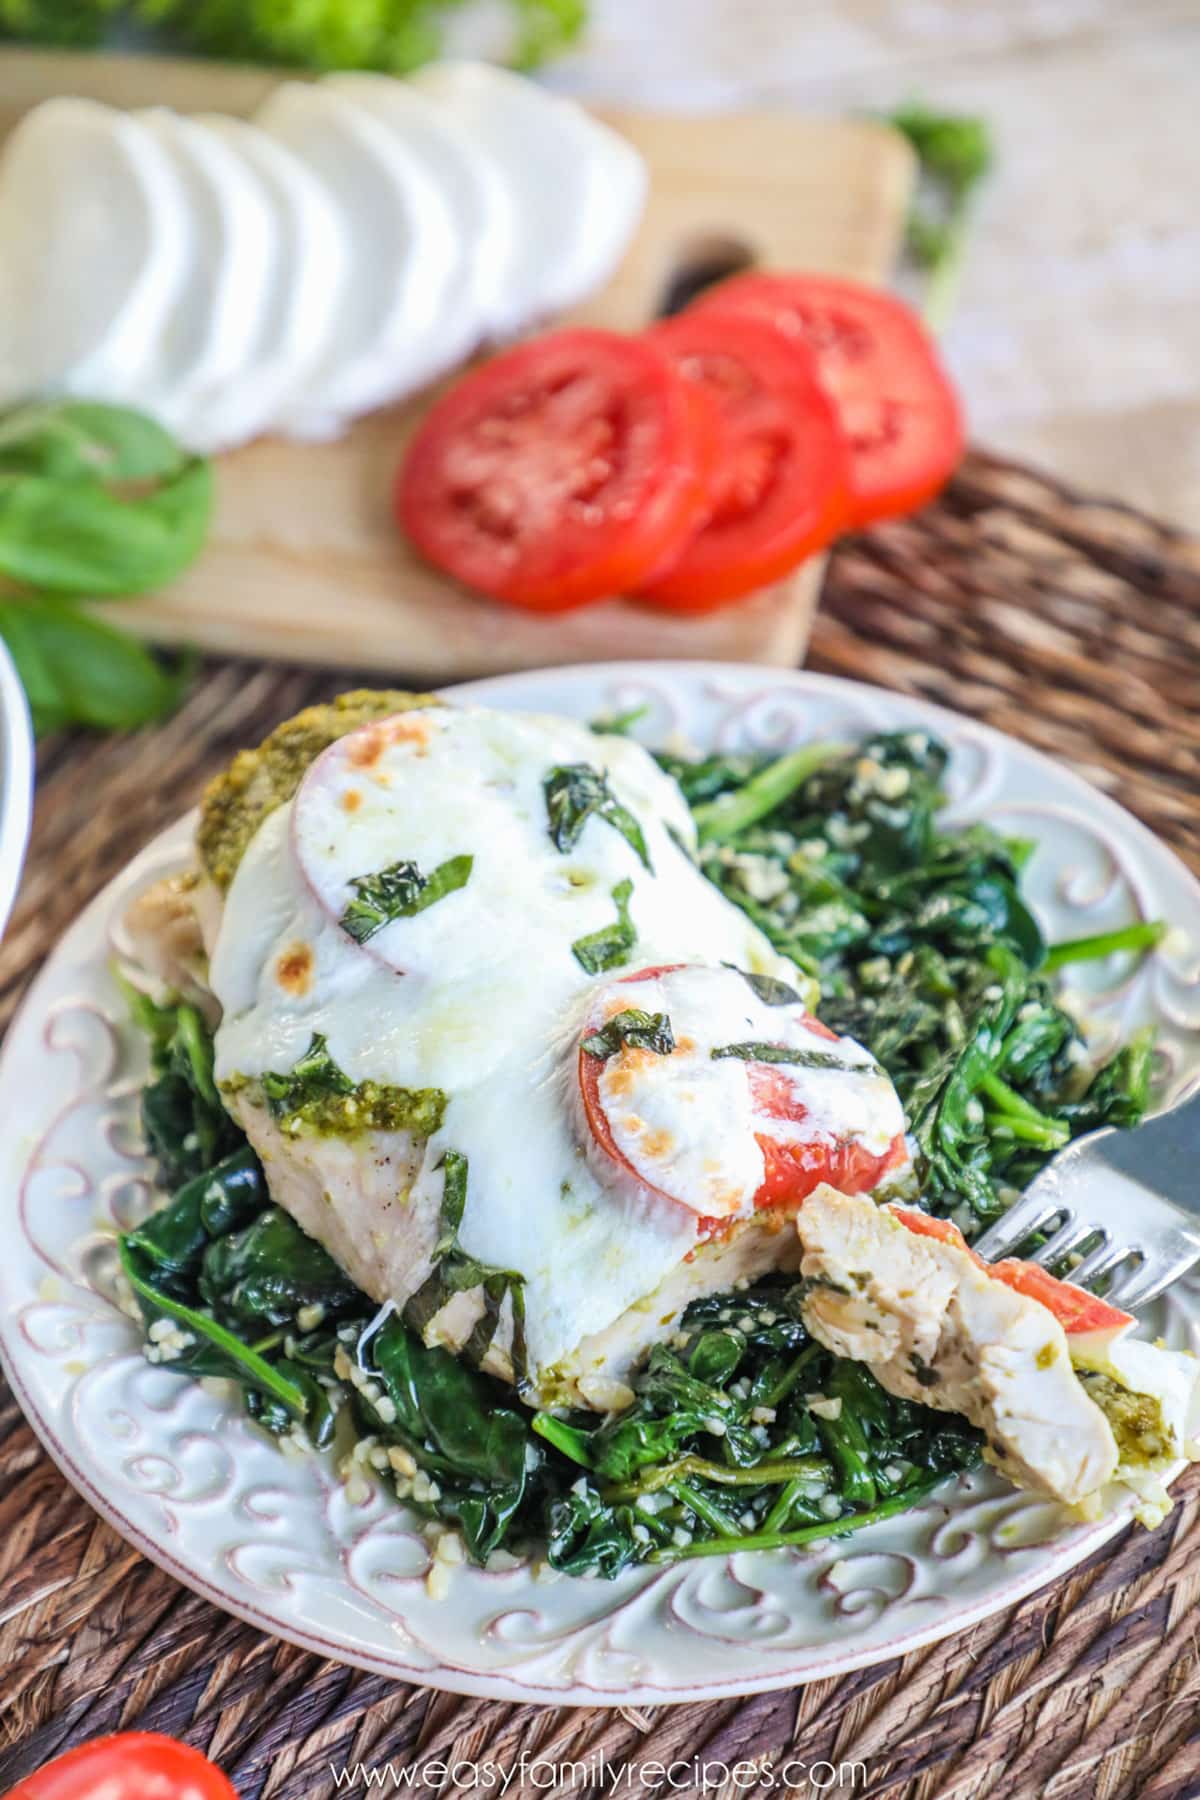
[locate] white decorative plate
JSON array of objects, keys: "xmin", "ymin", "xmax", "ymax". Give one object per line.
[
  {"xmin": 2, "ymin": 662, "xmax": 1199, "ymax": 1704},
  {"xmin": 0, "ymin": 634, "xmax": 33, "ymax": 942}
]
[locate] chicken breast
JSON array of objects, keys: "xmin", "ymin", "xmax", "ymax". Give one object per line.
[{"xmin": 795, "ymin": 1186, "xmax": 1119, "ymax": 1504}]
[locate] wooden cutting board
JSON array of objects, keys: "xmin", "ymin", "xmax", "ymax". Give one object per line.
[{"xmin": 0, "ymin": 49, "xmax": 914, "ymax": 680}]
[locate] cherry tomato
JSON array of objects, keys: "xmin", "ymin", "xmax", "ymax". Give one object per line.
[
  {"xmin": 578, "ymin": 965, "xmax": 906, "ymax": 1230},
  {"xmin": 8, "ymin": 1732, "xmax": 237, "ymax": 1800},
  {"xmin": 634, "ymin": 312, "xmax": 850, "ymax": 610},
  {"xmin": 891, "ymin": 1207, "xmax": 1133, "ymax": 1337},
  {"xmin": 694, "ymin": 273, "xmax": 964, "ymax": 526},
  {"xmin": 396, "ymin": 329, "xmax": 718, "ymax": 611}
]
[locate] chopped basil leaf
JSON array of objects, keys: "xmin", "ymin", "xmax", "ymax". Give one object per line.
[
  {"xmin": 711, "ymin": 1040, "xmax": 859, "ymax": 1073},
  {"xmin": 724, "ymin": 965, "xmax": 805, "ymax": 1007},
  {"xmin": 340, "ymin": 852, "xmax": 473, "ymax": 943},
  {"xmin": 544, "ymin": 763, "xmax": 652, "ymax": 872},
  {"xmin": 405, "ymin": 1149, "xmax": 527, "ymax": 1377},
  {"xmin": 572, "ymin": 877, "xmax": 636, "ymax": 975},
  {"xmin": 581, "ymin": 1008, "xmax": 676, "ymax": 1060}
]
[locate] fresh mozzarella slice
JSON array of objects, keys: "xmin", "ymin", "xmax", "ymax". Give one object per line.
[
  {"xmin": 0, "ymin": 98, "xmax": 190, "ymax": 407},
  {"xmin": 184, "ymin": 116, "xmax": 350, "ymax": 453},
  {"xmin": 255, "ymin": 81, "xmax": 459, "ymax": 433},
  {"xmin": 131, "ymin": 109, "xmax": 277, "ymax": 437},
  {"xmin": 409, "ymin": 61, "xmax": 646, "ymax": 332},
  {"xmin": 323, "ymin": 72, "xmax": 514, "ymax": 351}
]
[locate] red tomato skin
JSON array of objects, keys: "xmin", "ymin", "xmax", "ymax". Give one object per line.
[
  {"xmin": 396, "ymin": 329, "xmax": 718, "ymax": 612},
  {"xmin": 694, "ymin": 273, "xmax": 964, "ymax": 527},
  {"xmin": 8, "ymin": 1733, "xmax": 237, "ymax": 1800},
  {"xmin": 578, "ymin": 966, "xmax": 904, "ymax": 1228},
  {"xmin": 634, "ymin": 312, "xmax": 851, "ymax": 610},
  {"xmin": 891, "ymin": 1207, "xmax": 1133, "ymax": 1336}
]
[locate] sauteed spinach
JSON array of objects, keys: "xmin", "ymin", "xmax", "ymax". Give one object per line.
[{"xmin": 117, "ymin": 726, "xmax": 1162, "ymax": 1576}]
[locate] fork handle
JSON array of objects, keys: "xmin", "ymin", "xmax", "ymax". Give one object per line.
[{"xmin": 1095, "ymin": 1086, "xmax": 1200, "ymax": 1209}]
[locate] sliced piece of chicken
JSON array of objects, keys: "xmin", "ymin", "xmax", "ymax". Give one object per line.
[{"xmin": 795, "ymin": 1185, "xmax": 1119, "ymax": 1505}]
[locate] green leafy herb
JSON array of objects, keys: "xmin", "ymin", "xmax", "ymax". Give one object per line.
[
  {"xmin": 544, "ymin": 763, "xmax": 652, "ymax": 871},
  {"xmin": 255, "ymin": 1032, "xmax": 446, "ymax": 1139},
  {"xmin": 38, "ymin": 0, "xmax": 589, "ymax": 74},
  {"xmin": 339, "ymin": 852, "xmax": 473, "ymax": 943},
  {"xmin": 885, "ymin": 105, "xmax": 994, "ymax": 332},
  {"xmin": 1042, "ymin": 919, "xmax": 1167, "ymax": 974},
  {"xmin": 0, "ymin": 399, "xmax": 211, "ymax": 735},
  {"xmin": 581, "ymin": 1008, "xmax": 675, "ymax": 1060},
  {"xmin": 710, "ymin": 1040, "xmax": 859, "ymax": 1073},
  {"xmin": 404, "ymin": 1150, "xmax": 527, "ymax": 1379},
  {"xmin": 727, "ymin": 966, "xmax": 806, "ymax": 1007},
  {"xmin": 571, "ymin": 877, "xmax": 637, "ymax": 975},
  {"xmin": 0, "ymin": 600, "xmax": 193, "ymax": 736},
  {"xmin": 119, "ymin": 981, "xmax": 242, "ymax": 1188}
]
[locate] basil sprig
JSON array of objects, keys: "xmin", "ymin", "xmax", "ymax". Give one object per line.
[
  {"xmin": 544, "ymin": 763, "xmax": 652, "ymax": 871},
  {"xmin": 340, "ymin": 853, "xmax": 473, "ymax": 943},
  {"xmin": 572, "ymin": 877, "xmax": 636, "ymax": 975},
  {"xmin": 581, "ymin": 1008, "xmax": 675, "ymax": 1060},
  {"xmin": 0, "ymin": 400, "xmax": 212, "ymax": 735}
]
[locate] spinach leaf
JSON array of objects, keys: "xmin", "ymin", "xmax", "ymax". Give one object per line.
[
  {"xmin": 544, "ymin": 763, "xmax": 652, "ymax": 871},
  {"xmin": 365, "ymin": 1318, "xmax": 538, "ymax": 1561},
  {"xmin": 125, "ymin": 1146, "xmax": 264, "ymax": 1293},
  {"xmin": 122, "ymin": 984, "xmax": 242, "ymax": 1188},
  {"xmin": 199, "ymin": 1205, "xmax": 364, "ymax": 1328},
  {"xmin": 339, "ymin": 852, "xmax": 473, "ymax": 943},
  {"xmin": 571, "ymin": 877, "xmax": 636, "ymax": 975},
  {"xmin": 581, "ymin": 1008, "xmax": 675, "ymax": 1060}
]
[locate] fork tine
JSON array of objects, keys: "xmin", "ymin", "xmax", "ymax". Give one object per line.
[
  {"xmin": 1107, "ymin": 1254, "xmax": 1191, "ymax": 1315},
  {"xmin": 1029, "ymin": 1219, "xmax": 1093, "ymax": 1270},
  {"xmin": 973, "ymin": 1197, "xmax": 1065, "ymax": 1263},
  {"xmin": 1064, "ymin": 1236, "xmax": 1129, "ymax": 1289}
]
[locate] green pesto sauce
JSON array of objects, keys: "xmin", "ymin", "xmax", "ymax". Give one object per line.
[
  {"xmin": 1079, "ymin": 1371, "xmax": 1171, "ymax": 1465},
  {"xmin": 224, "ymin": 1075, "xmax": 446, "ymax": 1141},
  {"xmin": 197, "ymin": 689, "xmax": 442, "ymax": 892}
]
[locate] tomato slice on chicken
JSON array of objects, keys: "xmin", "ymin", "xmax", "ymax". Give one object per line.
[
  {"xmin": 396, "ymin": 328, "xmax": 718, "ymax": 610},
  {"xmin": 891, "ymin": 1207, "xmax": 1134, "ymax": 1337},
  {"xmin": 8, "ymin": 1733, "xmax": 236, "ymax": 1800},
  {"xmin": 693, "ymin": 273, "xmax": 964, "ymax": 527},
  {"xmin": 635, "ymin": 312, "xmax": 851, "ymax": 610},
  {"xmin": 577, "ymin": 963, "xmax": 908, "ymax": 1231}
]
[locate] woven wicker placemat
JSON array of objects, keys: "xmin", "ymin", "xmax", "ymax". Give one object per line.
[{"xmin": 1, "ymin": 450, "xmax": 1199, "ymax": 1800}]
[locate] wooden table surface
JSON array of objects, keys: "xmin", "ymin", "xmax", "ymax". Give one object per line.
[{"xmin": 2, "ymin": 451, "xmax": 1199, "ymax": 1799}]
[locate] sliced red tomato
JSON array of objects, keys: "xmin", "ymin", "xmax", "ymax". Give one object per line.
[
  {"xmin": 693, "ymin": 273, "xmax": 964, "ymax": 527},
  {"xmin": 751, "ymin": 1062, "xmax": 907, "ymax": 1212},
  {"xmin": 578, "ymin": 964, "xmax": 906, "ymax": 1230},
  {"xmin": 634, "ymin": 312, "xmax": 850, "ymax": 610},
  {"xmin": 396, "ymin": 328, "xmax": 718, "ymax": 610},
  {"xmin": 9, "ymin": 1733, "xmax": 236, "ymax": 1800},
  {"xmin": 891, "ymin": 1206, "xmax": 1133, "ymax": 1337}
]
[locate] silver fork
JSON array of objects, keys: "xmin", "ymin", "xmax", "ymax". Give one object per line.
[{"xmin": 972, "ymin": 1088, "xmax": 1200, "ymax": 1313}]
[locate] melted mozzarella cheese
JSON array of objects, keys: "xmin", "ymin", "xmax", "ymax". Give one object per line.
[
  {"xmin": 586, "ymin": 965, "xmax": 903, "ymax": 1219},
  {"xmin": 210, "ymin": 706, "xmax": 800, "ymax": 1378}
]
